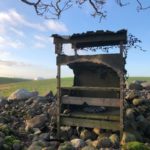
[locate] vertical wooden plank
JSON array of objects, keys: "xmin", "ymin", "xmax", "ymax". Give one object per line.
[
  {"xmin": 57, "ymin": 64, "xmax": 61, "ymax": 138},
  {"xmin": 120, "ymin": 41, "xmax": 124, "ymax": 138}
]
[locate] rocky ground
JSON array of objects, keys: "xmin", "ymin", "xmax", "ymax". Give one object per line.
[{"xmin": 0, "ymin": 81, "xmax": 150, "ymax": 150}]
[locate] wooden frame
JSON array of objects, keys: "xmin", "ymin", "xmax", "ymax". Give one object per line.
[{"xmin": 53, "ymin": 30, "xmax": 127, "ymax": 139}]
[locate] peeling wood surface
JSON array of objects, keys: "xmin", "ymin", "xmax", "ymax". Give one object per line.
[
  {"xmin": 62, "ymin": 96, "xmax": 120, "ymax": 107},
  {"xmin": 60, "ymin": 117, "xmax": 120, "ymax": 130},
  {"xmin": 61, "ymin": 110, "xmax": 120, "ymax": 121}
]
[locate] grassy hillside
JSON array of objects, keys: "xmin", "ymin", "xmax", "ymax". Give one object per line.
[
  {"xmin": 127, "ymin": 77, "xmax": 150, "ymax": 83},
  {"xmin": 0, "ymin": 77, "xmax": 150, "ymax": 97},
  {"xmin": 0, "ymin": 77, "xmax": 30, "ymax": 84},
  {"xmin": 0, "ymin": 77, "xmax": 73, "ymax": 97}
]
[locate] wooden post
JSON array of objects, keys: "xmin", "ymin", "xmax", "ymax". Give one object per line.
[
  {"xmin": 120, "ymin": 41, "xmax": 124, "ymax": 139},
  {"xmin": 57, "ymin": 64, "xmax": 61, "ymax": 138},
  {"xmin": 56, "ymin": 42, "xmax": 62, "ymax": 139}
]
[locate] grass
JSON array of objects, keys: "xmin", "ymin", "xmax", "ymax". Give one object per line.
[
  {"xmin": 0, "ymin": 77, "xmax": 73, "ymax": 97},
  {"xmin": 0, "ymin": 77, "xmax": 30, "ymax": 84},
  {"xmin": 0, "ymin": 77, "xmax": 150, "ymax": 97}
]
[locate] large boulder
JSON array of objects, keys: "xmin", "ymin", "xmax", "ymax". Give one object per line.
[
  {"xmin": 25, "ymin": 114, "xmax": 48, "ymax": 131},
  {"xmin": 8, "ymin": 89, "xmax": 38, "ymax": 101},
  {"xmin": 141, "ymin": 82, "xmax": 150, "ymax": 90}
]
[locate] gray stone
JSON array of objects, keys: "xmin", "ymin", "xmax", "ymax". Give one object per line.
[
  {"xmin": 25, "ymin": 114, "xmax": 47, "ymax": 131},
  {"xmin": 141, "ymin": 82, "xmax": 150, "ymax": 90},
  {"xmin": 58, "ymin": 142, "xmax": 74, "ymax": 150},
  {"xmin": 0, "ymin": 137, "xmax": 4, "ymax": 149},
  {"xmin": 13, "ymin": 142, "xmax": 22, "ymax": 150},
  {"xmin": 39, "ymin": 133, "xmax": 50, "ymax": 141},
  {"xmin": 27, "ymin": 141, "xmax": 45, "ymax": 150},
  {"xmin": 81, "ymin": 145, "xmax": 97, "ymax": 150},
  {"xmin": 98, "ymin": 137, "xmax": 112, "ymax": 148},
  {"xmin": 80, "ymin": 129, "xmax": 97, "ymax": 141},
  {"xmin": 109, "ymin": 134, "xmax": 119, "ymax": 147},
  {"xmin": 129, "ymin": 81, "xmax": 143, "ymax": 90},
  {"xmin": 125, "ymin": 108, "xmax": 135, "ymax": 120},
  {"xmin": 8, "ymin": 89, "xmax": 38, "ymax": 101},
  {"xmin": 71, "ymin": 138, "xmax": 85, "ymax": 148},
  {"xmin": 125, "ymin": 90, "xmax": 139, "ymax": 101}
]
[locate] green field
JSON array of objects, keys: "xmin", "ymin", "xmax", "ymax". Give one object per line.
[
  {"xmin": 0, "ymin": 77, "xmax": 30, "ymax": 84},
  {"xmin": 0, "ymin": 77, "xmax": 150, "ymax": 97},
  {"xmin": 0, "ymin": 77, "xmax": 73, "ymax": 97}
]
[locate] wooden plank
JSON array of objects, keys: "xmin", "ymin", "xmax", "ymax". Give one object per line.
[
  {"xmin": 61, "ymin": 110, "xmax": 120, "ymax": 121},
  {"xmin": 56, "ymin": 64, "xmax": 61, "ymax": 138},
  {"xmin": 61, "ymin": 86, "xmax": 120, "ymax": 91},
  {"xmin": 119, "ymin": 41, "xmax": 124, "ymax": 139},
  {"xmin": 60, "ymin": 117, "xmax": 120, "ymax": 130},
  {"xmin": 62, "ymin": 96, "xmax": 120, "ymax": 107}
]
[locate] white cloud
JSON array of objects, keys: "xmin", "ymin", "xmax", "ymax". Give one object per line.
[
  {"xmin": 34, "ymin": 43, "xmax": 46, "ymax": 49},
  {"xmin": 10, "ymin": 27, "xmax": 24, "ymax": 37},
  {"xmin": 0, "ymin": 59, "xmax": 32, "ymax": 67},
  {"xmin": 0, "ymin": 9, "xmax": 45, "ymax": 31},
  {"xmin": 45, "ymin": 20, "xmax": 68, "ymax": 32},
  {"xmin": 34, "ymin": 35, "xmax": 49, "ymax": 43},
  {"xmin": 0, "ymin": 49, "xmax": 11, "ymax": 59},
  {"xmin": 0, "ymin": 9, "xmax": 68, "ymax": 32},
  {"xmin": 0, "ymin": 36, "xmax": 24, "ymax": 49}
]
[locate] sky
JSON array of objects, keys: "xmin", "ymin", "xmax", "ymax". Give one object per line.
[{"xmin": 0, "ymin": 0, "xmax": 150, "ymax": 79}]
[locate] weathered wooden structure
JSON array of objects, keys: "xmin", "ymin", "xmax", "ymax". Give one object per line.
[{"xmin": 52, "ymin": 30, "xmax": 127, "ymax": 138}]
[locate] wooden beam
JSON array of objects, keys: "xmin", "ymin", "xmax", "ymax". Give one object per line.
[
  {"xmin": 61, "ymin": 110, "xmax": 120, "ymax": 121},
  {"xmin": 61, "ymin": 86, "xmax": 120, "ymax": 91},
  {"xmin": 60, "ymin": 117, "xmax": 120, "ymax": 130},
  {"xmin": 62, "ymin": 96, "xmax": 120, "ymax": 107}
]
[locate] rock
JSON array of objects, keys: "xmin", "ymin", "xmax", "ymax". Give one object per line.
[
  {"xmin": 60, "ymin": 126, "xmax": 73, "ymax": 140},
  {"xmin": 39, "ymin": 133, "xmax": 50, "ymax": 141},
  {"xmin": 141, "ymin": 82, "xmax": 150, "ymax": 90},
  {"xmin": 13, "ymin": 140, "xmax": 21, "ymax": 150},
  {"xmin": 122, "ymin": 141, "xmax": 150, "ymax": 150},
  {"xmin": 8, "ymin": 89, "xmax": 38, "ymax": 101},
  {"xmin": 58, "ymin": 142, "xmax": 74, "ymax": 150},
  {"xmin": 25, "ymin": 114, "xmax": 47, "ymax": 131},
  {"xmin": 0, "ymin": 137, "xmax": 4, "ymax": 149},
  {"xmin": 125, "ymin": 90, "xmax": 139, "ymax": 101},
  {"xmin": 0, "ymin": 98, "xmax": 8, "ymax": 106},
  {"xmin": 80, "ymin": 129, "xmax": 95, "ymax": 140},
  {"xmin": 129, "ymin": 81, "xmax": 143, "ymax": 90},
  {"xmin": 91, "ymin": 140, "xmax": 101, "ymax": 149},
  {"xmin": 27, "ymin": 141, "xmax": 45, "ymax": 150},
  {"xmin": 71, "ymin": 138, "xmax": 85, "ymax": 149},
  {"xmin": 81, "ymin": 145, "xmax": 97, "ymax": 150},
  {"xmin": 121, "ymin": 132, "xmax": 136, "ymax": 145},
  {"xmin": 109, "ymin": 134, "xmax": 119, "ymax": 148},
  {"xmin": 132, "ymin": 98, "xmax": 144, "ymax": 106},
  {"xmin": 92, "ymin": 128, "xmax": 101, "ymax": 136},
  {"xmin": 33, "ymin": 128, "xmax": 42, "ymax": 135},
  {"xmin": 98, "ymin": 137, "xmax": 112, "ymax": 148},
  {"xmin": 125, "ymin": 108, "xmax": 135, "ymax": 120}
]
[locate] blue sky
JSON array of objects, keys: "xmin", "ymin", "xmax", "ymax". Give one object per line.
[{"xmin": 0, "ymin": 0, "xmax": 150, "ymax": 79}]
